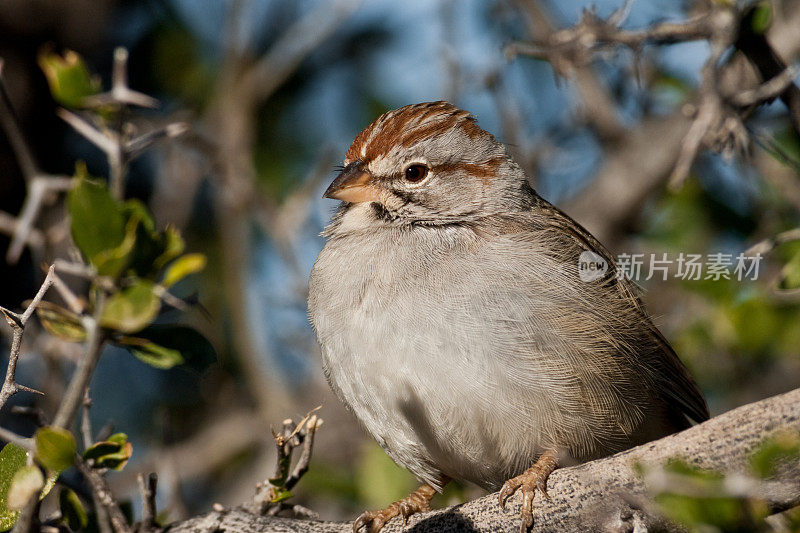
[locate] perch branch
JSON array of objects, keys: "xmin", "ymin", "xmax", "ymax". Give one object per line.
[{"xmin": 166, "ymin": 387, "xmax": 800, "ymax": 532}]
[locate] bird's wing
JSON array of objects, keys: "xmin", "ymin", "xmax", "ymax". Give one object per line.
[{"xmin": 530, "ymin": 196, "xmax": 710, "ymax": 424}]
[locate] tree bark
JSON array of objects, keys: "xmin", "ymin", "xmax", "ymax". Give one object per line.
[{"xmin": 166, "ymin": 387, "xmax": 800, "ymax": 533}]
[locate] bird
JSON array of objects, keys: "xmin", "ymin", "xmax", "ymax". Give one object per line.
[{"xmin": 307, "ymin": 101, "xmax": 709, "ymax": 532}]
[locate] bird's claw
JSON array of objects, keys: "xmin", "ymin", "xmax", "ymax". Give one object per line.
[
  {"xmin": 353, "ymin": 484, "xmax": 435, "ymax": 533},
  {"xmin": 353, "ymin": 509, "xmax": 390, "ymax": 533},
  {"xmin": 498, "ymin": 451, "xmax": 558, "ymax": 533}
]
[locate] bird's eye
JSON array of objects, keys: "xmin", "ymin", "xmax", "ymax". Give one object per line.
[{"xmin": 404, "ymin": 164, "xmax": 429, "ymax": 183}]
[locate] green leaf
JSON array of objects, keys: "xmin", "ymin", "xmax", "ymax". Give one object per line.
[
  {"xmin": 34, "ymin": 427, "xmax": 76, "ymax": 473},
  {"xmin": 162, "ymin": 253, "xmax": 207, "ymax": 288},
  {"xmin": 83, "ymin": 434, "xmax": 133, "ymax": 471},
  {"xmin": 122, "ymin": 199, "xmax": 156, "ymax": 234},
  {"xmin": 100, "ymin": 280, "xmax": 160, "ymax": 334},
  {"xmin": 123, "ymin": 338, "xmax": 184, "ymax": 369},
  {"xmin": 750, "ymin": 2, "xmax": 772, "ymax": 34},
  {"xmin": 0, "ymin": 444, "xmax": 28, "ymax": 529},
  {"xmin": 153, "ymin": 226, "xmax": 185, "ymax": 271},
  {"xmin": 68, "ymin": 167, "xmax": 126, "ymax": 262},
  {"xmin": 59, "ymin": 488, "xmax": 88, "ymax": 531},
  {"xmin": 92, "ymin": 215, "xmax": 140, "ymax": 278},
  {"xmin": 35, "ymin": 301, "xmax": 86, "ymax": 342},
  {"xmin": 37, "ymin": 50, "xmax": 101, "ymax": 108},
  {"xmin": 107, "ymin": 433, "xmax": 128, "ymax": 445},
  {"xmin": 118, "ymin": 325, "xmax": 216, "ymax": 371},
  {"xmin": 6, "ymin": 466, "xmax": 43, "ymax": 511},
  {"xmin": 269, "ymin": 489, "xmax": 293, "ymax": 504},
  {"xmin": 778, "ymin": 249, "xmax": 800, "ymax": 290}
]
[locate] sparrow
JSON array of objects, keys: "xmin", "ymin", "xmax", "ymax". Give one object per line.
[{"xmin": 308, "ymin": 101, "xmax": 709, "ymax": 532}]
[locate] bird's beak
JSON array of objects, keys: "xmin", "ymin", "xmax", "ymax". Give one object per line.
[{"xmin": 323, "ymin": 162, "xmax": 381, "ymax": 204}]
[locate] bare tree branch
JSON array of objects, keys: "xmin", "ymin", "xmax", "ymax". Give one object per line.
[{"xmin": 241, "ymin": 0, "xmax": 362, "ymax": 101}]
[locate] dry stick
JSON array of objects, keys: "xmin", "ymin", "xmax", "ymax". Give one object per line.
[
  {"xmin": 284, "ymin": 415, "xmax": 320, "ymax": 492},
  {"xmin": 62, "ymin": 48, "xmax": 180, "ymax": 200},
  {"xmin": 0, "ymin": 265, "xmax": 56, "ymax": 411},
  {"xmin": 138, "ymin": 473, "xmax": 159, "ymax": 532},
  {"xmin": 104, "ymin": 48, "xmax": 146, "ymax": 200}
]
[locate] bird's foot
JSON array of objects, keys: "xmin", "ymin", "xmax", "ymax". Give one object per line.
[
  {"xmin": 353, "ymin": 483, "xmax": 437, "ymax": 533},
  {"xmin": 498, "ymin": 450, "xmax": 559, "ymax": 533}
]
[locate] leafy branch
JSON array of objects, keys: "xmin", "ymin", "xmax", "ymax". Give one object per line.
[{"xmin": 0, "ymin": 48, "xmax": 212, "ymax": 532}]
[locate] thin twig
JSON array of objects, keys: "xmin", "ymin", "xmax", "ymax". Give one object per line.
[
  {"xmin": 734, "ymin": 4, "xmax": 800, "ymax": 139},
  {"xmin": 284, "ymin": 415, "xmax": 321, "ymax": 491},
  {"xmin": 75, "ymin": 458, "xmax": 132, "ymax": 533},
  {"xmin": 0, "ymin": 212, "xmax": 44, "ymax": 253},
  {"xmin": 668, "ymin": 8, "xmax": 736, "ymax": 189},
  {"xmin": 138, "ymin": 473, "xmax": 158, "ymax": 532},
  {"xmin": 0, "ymin": 426, "xmax": 33, "ymax": 450},
  {"xmin": 51, "ymin": 271, "xmax": 85, "ymax": 315},
  {"xmin": 6, "ymin": 178, "xmax": 73, "ymax": 263},
  {"xmin": 52, "ymin": 292, "xmax": 107, "ymax": 430},
  {"xmin": 125, "ymin": 122, "xmax": 189, "ymax": 161},
  {"xmin": 0, "ymin": 265, "xmax": 56, "ymax": 411},
  {"xmin": 731, "ymin": 66, "xmax": 799, "ymax": 107},
  {"xmin": 506, "ymin": 10, "xmax": 714, "ymax": 67},
  {"xmin": 0, "ymin": 58, "xmax": 38, "ymax": 182},
  {"xmin": 6, "ymin": 176, "xmax": 74, "ymax": 264},
  {"xmin": 745, "ymin": 228, "xmax": 800, "ymax": 256},
  {"xmin": 0, "ymin": 65, "xmax": 75, "ymax": 263},
  {"xmin": 81, "ymin": 388, "xmax": 93, "ymax": 448},
  {"xmin": 57, "ymin": 108, "xmax": 117, "ymax": 156},
  {"xmin": 83, "ymin": 48, "xmax": 159, "ymax": 110},
  {"xmin": 242, "ymin": 0, "xmax": 362, "ymax": 101}
]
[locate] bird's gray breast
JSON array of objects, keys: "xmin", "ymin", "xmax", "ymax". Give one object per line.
[{"xmin": 308, "ymin": 220, "xmax": 555, "ymax": 489}]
